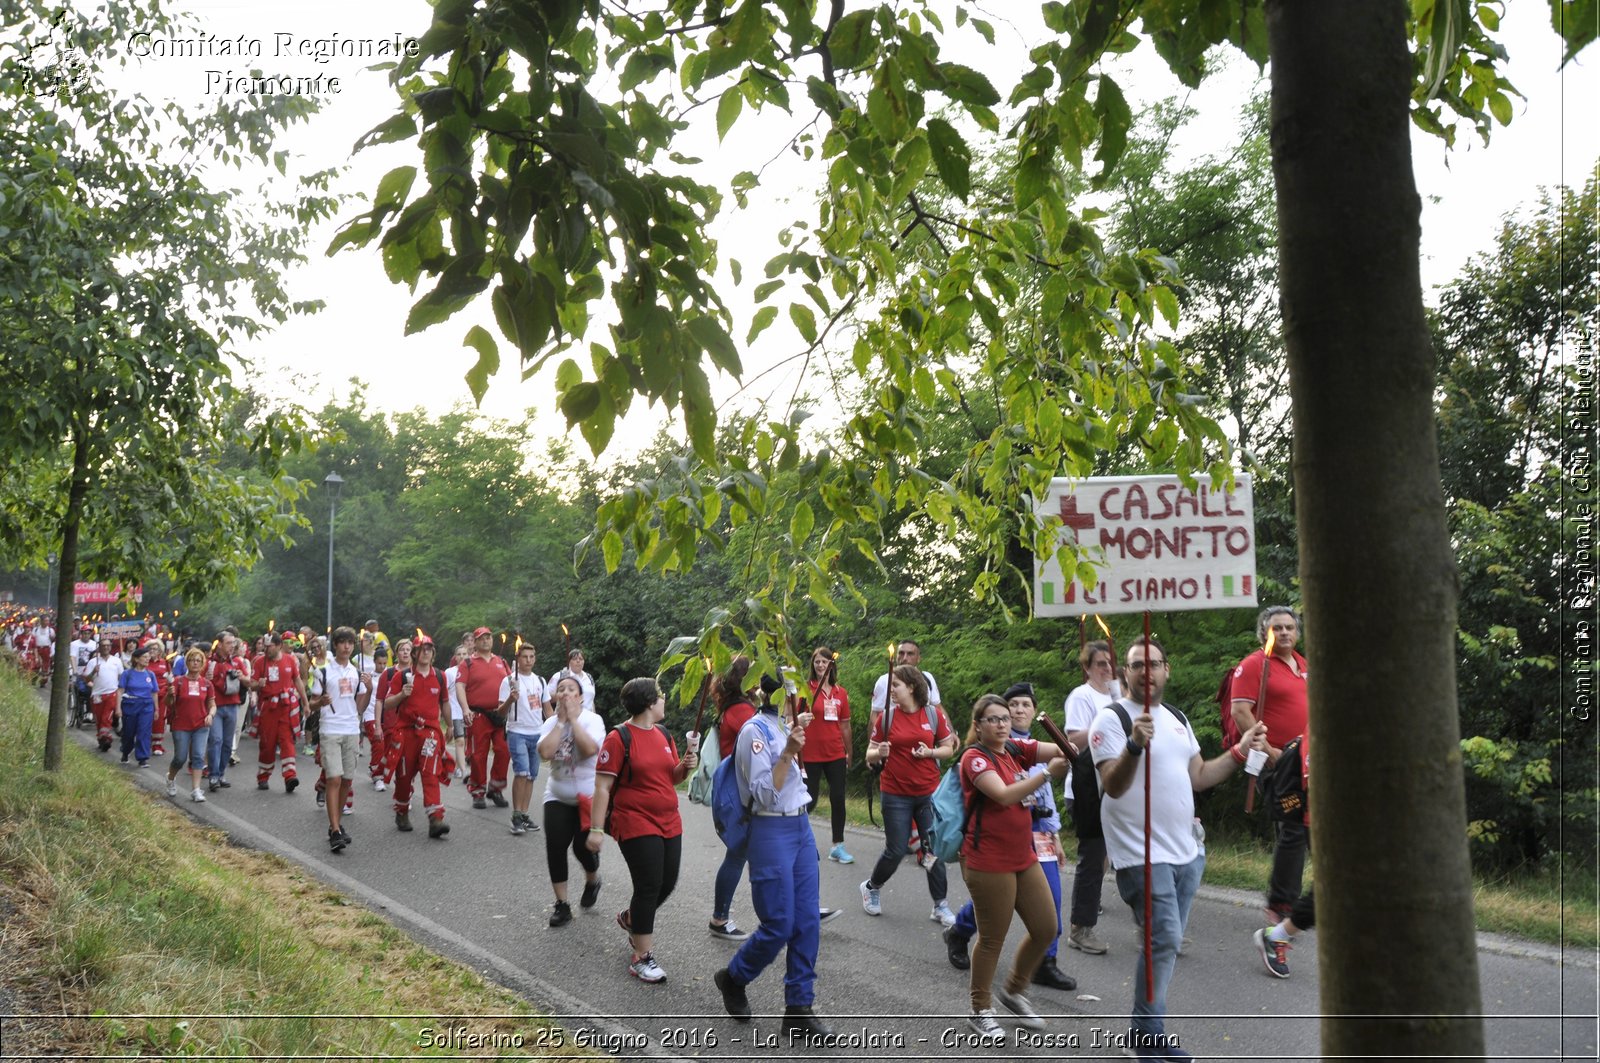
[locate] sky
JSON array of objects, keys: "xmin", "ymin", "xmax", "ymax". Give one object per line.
[{"xmin": 61, "ymin": 1, "xmax": 1600, "ymax": 467}]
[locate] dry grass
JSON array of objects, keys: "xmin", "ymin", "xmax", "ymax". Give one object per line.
[{"xmin": 0, "ymin": 667, "xmax": 587, "ymax": 1060}]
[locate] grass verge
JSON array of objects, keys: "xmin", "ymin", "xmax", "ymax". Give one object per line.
[
  {"xmin": 823, "ymin": 789, "xmax": 1597, "ymax": 949},
  {"xmin": 0, "ymin": 667, "xmax": 584, "ymax": 1060}
]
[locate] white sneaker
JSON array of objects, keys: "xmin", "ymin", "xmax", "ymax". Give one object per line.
[
  {"xmin": 373, "ymin": 778, "xmax": 387, "ymax": 792},
  {"xmin": 628, "ymin": 951, "xmax": 666, "ymax": 983},
  {"xmin": 165, "ymin": 779, "xmax": 178, "ymax": 798},
  {"xmin": 967, "ymin": 1008, "xmax": 1005, "ymax": 1045},
  {"xmin": 931, "ymin": 901, "xmax": 957, "ymax": 927},
  {"xmin": 995, "ymin": 987, "xmax": 1045, "ymax": 1031},
  {"xmin": 860, "ymin": 879, "xmax": 881, "ymax": 916},
  {"xmin": 191, "ymin": 788, "xmax": 206, "ymax": 803}
]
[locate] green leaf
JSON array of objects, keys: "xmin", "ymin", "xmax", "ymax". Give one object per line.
[
  {"xmin": 687, "ymin": 316, "xmax": 743, "ymax": 376},
  {"xmin": 936, "ymin": 62, "xmax": 1000, "ymax": 106},
  {"xmin": 1015, "ymin": 154, "xmax": 1051, "ymax": 211},
  {"xmin": 1487, "ymin": 89, "xmax": 1513, "ymax": 125},
  {"xmin": 462, "ymin": 325, "xmax": 499, "ymax": 405},
  {"xmin": 601, "ymin": 529, "xmax": 623, "ymax": 572},
  {"xmin": 926, "ymin": 118, "xmax": 972, "ymax": 200},
  {"xmin": 867, "ymin": 60, "xmax": 910, "ymax": 142},
  {"xmin": 716, "ymin": 88, "xmax": 744, "ymax": 141},
  {"xmin": 747, "ymin": 305, "xmax": 778, "ymax": 343},
  {"xmin": 373, "ymin": 165, "xmax": 417, "ymax": 211},
  {"xmin": 827, "ymin": 8, "xmax": 878, "ymax": 69},
  {"xmin": 1091, "ymin": 75, "xmax": 1132, "ymax": 188},
  {"xmin": 790, "ymin": 303, "xmax": 818, "ymax": 344},
  {"xmin": 790, "ymin": 500, "xmax": 815, "ymax": 546}
]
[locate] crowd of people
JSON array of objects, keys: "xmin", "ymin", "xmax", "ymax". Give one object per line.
[{"xmin": 11, "ymin": 603, "xmax": 1313, "ymax": 1060}]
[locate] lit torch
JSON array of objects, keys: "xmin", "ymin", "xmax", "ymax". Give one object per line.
[
  {"xmin": 1094, "ymin": 615, "xmax": 1116, "ymax": 680},
  {"xmin": 1244, "ymin": 628, "xmax": 1276, "ymax": 813},
  {"xmin": 561, "ymin": 623, "xmax": 570, "ymax": 659}
]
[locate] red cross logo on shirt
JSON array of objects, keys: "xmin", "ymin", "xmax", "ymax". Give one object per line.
[{"xmin": 1059, "ymin": 495, "xmax": 1096, "ymax": 542}]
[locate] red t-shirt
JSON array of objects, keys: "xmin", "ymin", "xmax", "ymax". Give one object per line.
[
  {"xmin": 801, "ymin": 681, "xmax": 849, "ymax": 763},
  {"xmin": 460, "ymin": 654, "xmax": 511, "ymax": 710},
  {"xmin": 959, "ymin": 740, "xmax": 1042, "ymax": 873},
  {"xmin": 1229, "ymin": 650, "xmax": 1309, "ymax": 747},
  {"xmin": 253, "ymin": 653, "xmax": 300, "ymax": 704},
  {"xmin": 170, "ymin": 676, "xmax": 214, "ymax": 731},
  {"xmin": 394, "ymin": 668, "xmax": 446, "ymax": 730},
  {"xmin": 718, "ymin": 700, "xmax": 756, "ymax": 760},
  {"xmin": 206, "ymin": 654, "xmax": 249, "ymax": 706},
  {"xmin": 870, "ymin": 703, "xmax": 953, "ymax": 796},
  {"xmin": 596, "ymin": 723, "xmax": 683, "ymax": 841}
]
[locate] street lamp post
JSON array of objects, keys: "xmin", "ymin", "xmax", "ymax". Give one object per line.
[{"xmin": 323, "ymin": 472, "xmax": 345, "ymax": 633}]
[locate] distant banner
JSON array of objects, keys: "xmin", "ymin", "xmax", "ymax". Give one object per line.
[
  {"xmin": 98, "ymin": 620, "xmax": 145, "ymax": 640},
  {"xmin": 1033, "ymin": 474, "xmax": 1258, "ymax": 616},
  {"xmin": 73, "ymin": 581, "xmax": 143, "ymax": 603}
]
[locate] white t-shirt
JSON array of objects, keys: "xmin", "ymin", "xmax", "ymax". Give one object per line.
[
  {"xmin": 33, "ymin": 625, "xmax": 55, "ymax": 650},
  {"xmin": 1088, "ymin": 700, "xmax": 1201, "ymax": 871},
  {"xmin": 86, "ymin": 654, "xmax": 123, "ymax": 696},
  {"xmin": 1062, "ymin": 679, "xmax": 1121, "ymax": 793},
  {"xmin": 312, "ymin": 658, "xmax": 367, "ymax": 736},
  {"xmin": 869, "ymin": 669, "xmax": 942, "ymax": 715},
  {"xmin": 539, "ymin": 710, "xmax": 604, "ymax": 805},
  {"xmin": 68, "ymin": 638, "xmax": 98, "ymax": 672},
  {"xmin": 444, "ymin": 665, "xmax": 468, "ymax": 720},
  {"xmin": 547, "ymin": 668, "xmax": 595, "ymax": 713},
  {"xmin": 499, "ymin": 672, "xmax": 547, "ymax": 735}
]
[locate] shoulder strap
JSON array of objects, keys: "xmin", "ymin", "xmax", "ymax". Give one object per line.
[{"xmin": 924, "ymin": 703, "xmax": 939, "ymax": 734}]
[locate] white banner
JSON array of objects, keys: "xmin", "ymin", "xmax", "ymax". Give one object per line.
[{"xmin": 1033, "ymin": 474, "xmax": 1258, "ymax": 616}]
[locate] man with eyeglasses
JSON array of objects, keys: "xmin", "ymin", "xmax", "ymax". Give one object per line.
[
  {"xmin": 1089, "ymin": 637, "xmax": 1267, "ymax": 1062},
  {"xmin": 1063, "ymin": 640, "xmax": 1122, "ymax": 955}
]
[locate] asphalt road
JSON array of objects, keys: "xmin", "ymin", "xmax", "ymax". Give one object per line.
[{"xmin": 73, "ymin": 724, "xmax": 1596, "ymax": 1062}]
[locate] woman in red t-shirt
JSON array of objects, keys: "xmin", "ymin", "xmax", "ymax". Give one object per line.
[
  {"xmin": 165, "ymin": 648, "xmax": 216, "ymax": 803},
  {"xmin": 958, "ymin": 693, "xmax": 1072, "ymax": 1041},
  {"xmin": 861, "ymin": 664, "xmax": 957, "ymax": 922},
  {"xmin": 802, "ymin": 645, "xmax": 854, "ymax": 865},
  {"xmin": 588, "ymin": 677, "xmax": 698, "ymax": 985},
  {"xmin": 709, "ymin": 656, "xmax": 757, "ymax": 939}
]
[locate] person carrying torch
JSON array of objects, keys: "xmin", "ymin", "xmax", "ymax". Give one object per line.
[
  {"xmin": 1226, "ymin": 606, "xmax": 1309, "ymax": 923},
  {"xmin": 1089, "ymin": 635, "xmax": 1266, "ymax": 1061}
]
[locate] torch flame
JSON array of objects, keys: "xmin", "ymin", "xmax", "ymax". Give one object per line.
[
  {"xmin": 415, "ymin": 626, "xmax": 426, "ymax": 641},
  {"xmin": 1094, "ymin": 615, "xmax": 1112, "ymax": 640},
  {"xmin": 1265, "ymin": 628, "xmax": 1277, "ymax": 657},
  {"xmin": 514, "ymin": 635, "xmax": 524, "ymax": 654},
  {"xmin": 561, "ymin": 623, "xmax": 569, "ymax": 637},
  {"xmin": 267, "ymin": 618, "xmax": 275, "ymax": 633}
]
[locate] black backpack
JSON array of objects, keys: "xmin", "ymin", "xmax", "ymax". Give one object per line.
[
  {"xmin": 604, "ymin": 723, "xmax": 674, "ymax": 836},
  {"xmin": 1263, "ymin": 735, "xmax": 1307, "ymax": 823},
  {"xmin": 1070, "ymin": 700, "xmax": 1190, "ymax": 838}
]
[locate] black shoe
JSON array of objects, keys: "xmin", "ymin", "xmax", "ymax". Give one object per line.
[
  {"xmin": 285, "ymin": 777, "xmax": 299, "ymax": 794},
  {"xmin": 218, "ymin": 779, "xmax": 231, "ymax": 788},
  {"xmin": 488, "ymin": 790, "xmax": 508, "ymax": 808},
  {"xmin": 338, "ymin": 827, "xmax": 352, "ymax": 844},
  {"xmin": 428, "ymin": 817, "xmax": 450, "ymax": 839},
  {"xmin": 714, "ymin": 967, "xmax": 750, "ymax": 1022},
  {"xmin": 1031, "ymin": 957, "xmax": 1077, "ymax": 991},
  {"xmin": 315, "ymin": 793, "xmax": 326, "ymax": 809},
  {"xmin": 395, "ymin": 812, "xmax": 414, "ymax": 832},
  {"xmin": 472, "ymin": 797, "xmax": 487, "ymax": 810},
  {"xmin": 329, "ymin": 828, "xmax": 347, "ymax": 853},
  {"xmin": 549, "ymin": 902, "xmax": 572, "ymax": 928},
  {"xmin": 121, "ymin": 753, "xmax": 130, "ymax": 763},
  {"xmin": 781, "ymin": 1005, "xmax": 834, "ymax": 1042},
  {"xmin": 579, "ymin": 878, "xmax": 603, "ymax": 910},
  {"xmin": 944, "ymin": 926, "xmax": 971, "ymax": 971},
  {"xmin": 257, "ymin": 781, "xmax": 270, "ymax": 790}
]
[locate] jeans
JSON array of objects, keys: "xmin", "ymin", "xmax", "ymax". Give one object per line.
[
  {"xmin": 1071, "ymin": 833, "xmax": 1108, "ymax": 927},
  {"xmin": 507, "ymin": 730, "xmax": 541, "ymax": 780},
  {"xmin": 171, "ymin": 727, "xmax": 209, "ymax": 772},
  {"xmin": 1115, "ymin": 854, "xmax": 1206, "ymax": 1042},
  {"xmin": 713, "ymin": 836, "xmax": 749, "ymax": 922},
  {"xmin": 869, "ymin": 790, "xmax": 946, "ymax": 902},
  {"xmin": 1269, "ymin": 819, "xmax": 1310, "ymax": 909},
  {"xmin": 209, "ymin": 704, "xmax": 238, "ymax": 780}
]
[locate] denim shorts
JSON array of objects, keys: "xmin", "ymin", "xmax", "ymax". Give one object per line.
[
  {"xmin": 508, "ymin": 730, "xmax": 540, "ymax": 779},
  {"xmin": 171, "ymin": 727, "xmax": 209, "ymax": 771}
]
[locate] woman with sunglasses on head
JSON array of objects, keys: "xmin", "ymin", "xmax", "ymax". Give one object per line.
[{"xmin": 958, "ymin": 693, "xmax": 1073, "ymax": 1043}]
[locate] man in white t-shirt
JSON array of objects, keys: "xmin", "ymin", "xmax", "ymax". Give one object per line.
[
  {"xmin": 1089, "ymin": 637, "xmax": 1266, "ymax": 1060},
  {"xmin": 443, "ymin": 644, "xmax": 470, "ymax": 778},
  {"xmin": 868, "ymin": 639, "xmax": 943, "ymax": 726},
  {"xmin": 309, "ymin": 627, "xmax": 372, "ymax": 853},
  {"xmin": 84, "ymin": 637, "xmax": 124, "ymax": 751},
  {"xmin": 500, "ymin": 641, "xmax": 548, "ymax": 835},
  {"xmin": 68, "ymin": 627, "xmax": 98, "ymax": 724},
  {"xmin": 1063, "ymin": 639, "xmax": 1122, "ymax": 956}
]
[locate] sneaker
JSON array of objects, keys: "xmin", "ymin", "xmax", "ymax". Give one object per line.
[
  {"xmin": 285, "ymin": 777, "xmax": 299, "ymax": 794},
  {"xmin": 209, "ymin": 782, "xmax": 220, "ymax": 793},
  {"xmin": 342, "ymin": 805, "xmax": 353, "ymax": 816},
  {"xmin": 525, "ymin": 815, "xmax": 540, "ymax": 832},
  {"xmin": 218, "ymin": 779, "xmax": 231, "ymax": 788},
  {"xmin": 859, "ymin": 879, "xmax": 881, "ymax": 916},
  {"xmin": 229, "ymin": 755, "xmax": 239, "ymax": 766},
  {"xmin": 329, "ymin": 828, "xmax": 347, "ymax": 853},
  {"xmin": 316, "ymin": 792, "xmax": 326, "ymax": 809},
  {"xmin": 616, "ymin": 909, "xmax": 633, "ymax": 935},
  {"xmin": 944, "ymin": 927, "xmax": 971, "ymax": 970},
  {"xmin": 191, "ymin": 788, "xmax": 207, "ymax": 803},
  {"xmin": 373, "ymin": 778, "xmax": 386, "ymax": 791},
  {"xmin": 628, "ymin": 951, "xmax": 666, "ymax": 983},
  {"xmin": 488, "ymin": 790, "xmax": 508, "ymax": 808},
  {"xmin": 918, "ymin": 848, "xmax": 938, "ymax": 871},
  {"xmin": 165, "ymin": 779, "xmax": 178, "ymax": 798},
  {"xmin": 967, "ymin": 1008, "xmax": 1005, "ymax": 1046},
  {"xmin": 137, "ymin": 760, "xmax": 149, "ymax": 768},
  {"xmin": 510, "ymin": 815, "xmax": 527, "ymax": 836},
  {"xmin": 1069, "ymin": 924, "xmax": 1109, "ymax": 954},
  {"xmin": 708, "ymin": 920, "xmax": 751, "ymax": 942},
  {"xmin": 548, "ymin": 901, "xmax": 572, "ymax": 928},
  {"xmin": 818, "ymin": 907, "xmax": 842, "ymax": 924},
  {"xmin": 714, "ymin": 967, "xmax": 750, "ymax": 1022},
  {"xmin": 828, "ymin": 843, "xmax": 855, "ymax": 864},
  {"xmin": 995, "ymin": 987, "xmax": 1046, "ymax": 1031},
  {"xmin": 931, "ymin": 900, "xmax": 957, "ymax": 927},
  {"xmin": 338, "ymin": 827, "xmax": 351, "ymax": 844},
  {"xmin": 1253, "ymin": 927, "xmax": 1290, "ymax": 978},
  {"xmin": 579, "ymin": 878, "xmax": 603, "ymax": 910}
]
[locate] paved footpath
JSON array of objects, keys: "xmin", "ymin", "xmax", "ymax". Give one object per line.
[{"xmin": 69, "ymin": 721, "xmax": 1596, "ymax": 1062}]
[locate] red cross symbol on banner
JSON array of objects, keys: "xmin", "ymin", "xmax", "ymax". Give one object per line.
[{"xmin": 1058, "ymin": 495, "xmax": 1096, "ymax": 542}]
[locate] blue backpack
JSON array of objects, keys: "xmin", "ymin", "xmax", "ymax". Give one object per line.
[
  {"xmin": 711, "ymin": 714, "xmax": 777, "ymax": 852},
  {"xmin": 927, "ymin": 741, "xmax": 1023, "ymax": 864}
]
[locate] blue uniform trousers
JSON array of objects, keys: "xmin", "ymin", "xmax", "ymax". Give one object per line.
[
  {"xmin": 120, "ymin": 703, "xmax": 154, "ymax": 762},
  {"xmin": 728, "ymin": 814, "xmax": 820, "ymax": 1007},
  {"xmin": 954, "ymin": 858, "xmax": 1063, "ymax": 959}
]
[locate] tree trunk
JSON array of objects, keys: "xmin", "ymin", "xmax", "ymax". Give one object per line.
[
  {"xmin": 43, "ymin": 431, "xmax": 91, "ymax": 773},
  {"xmin": 1266, "ymin": 1, "xmax": 1483, "ymax": 1056}
]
